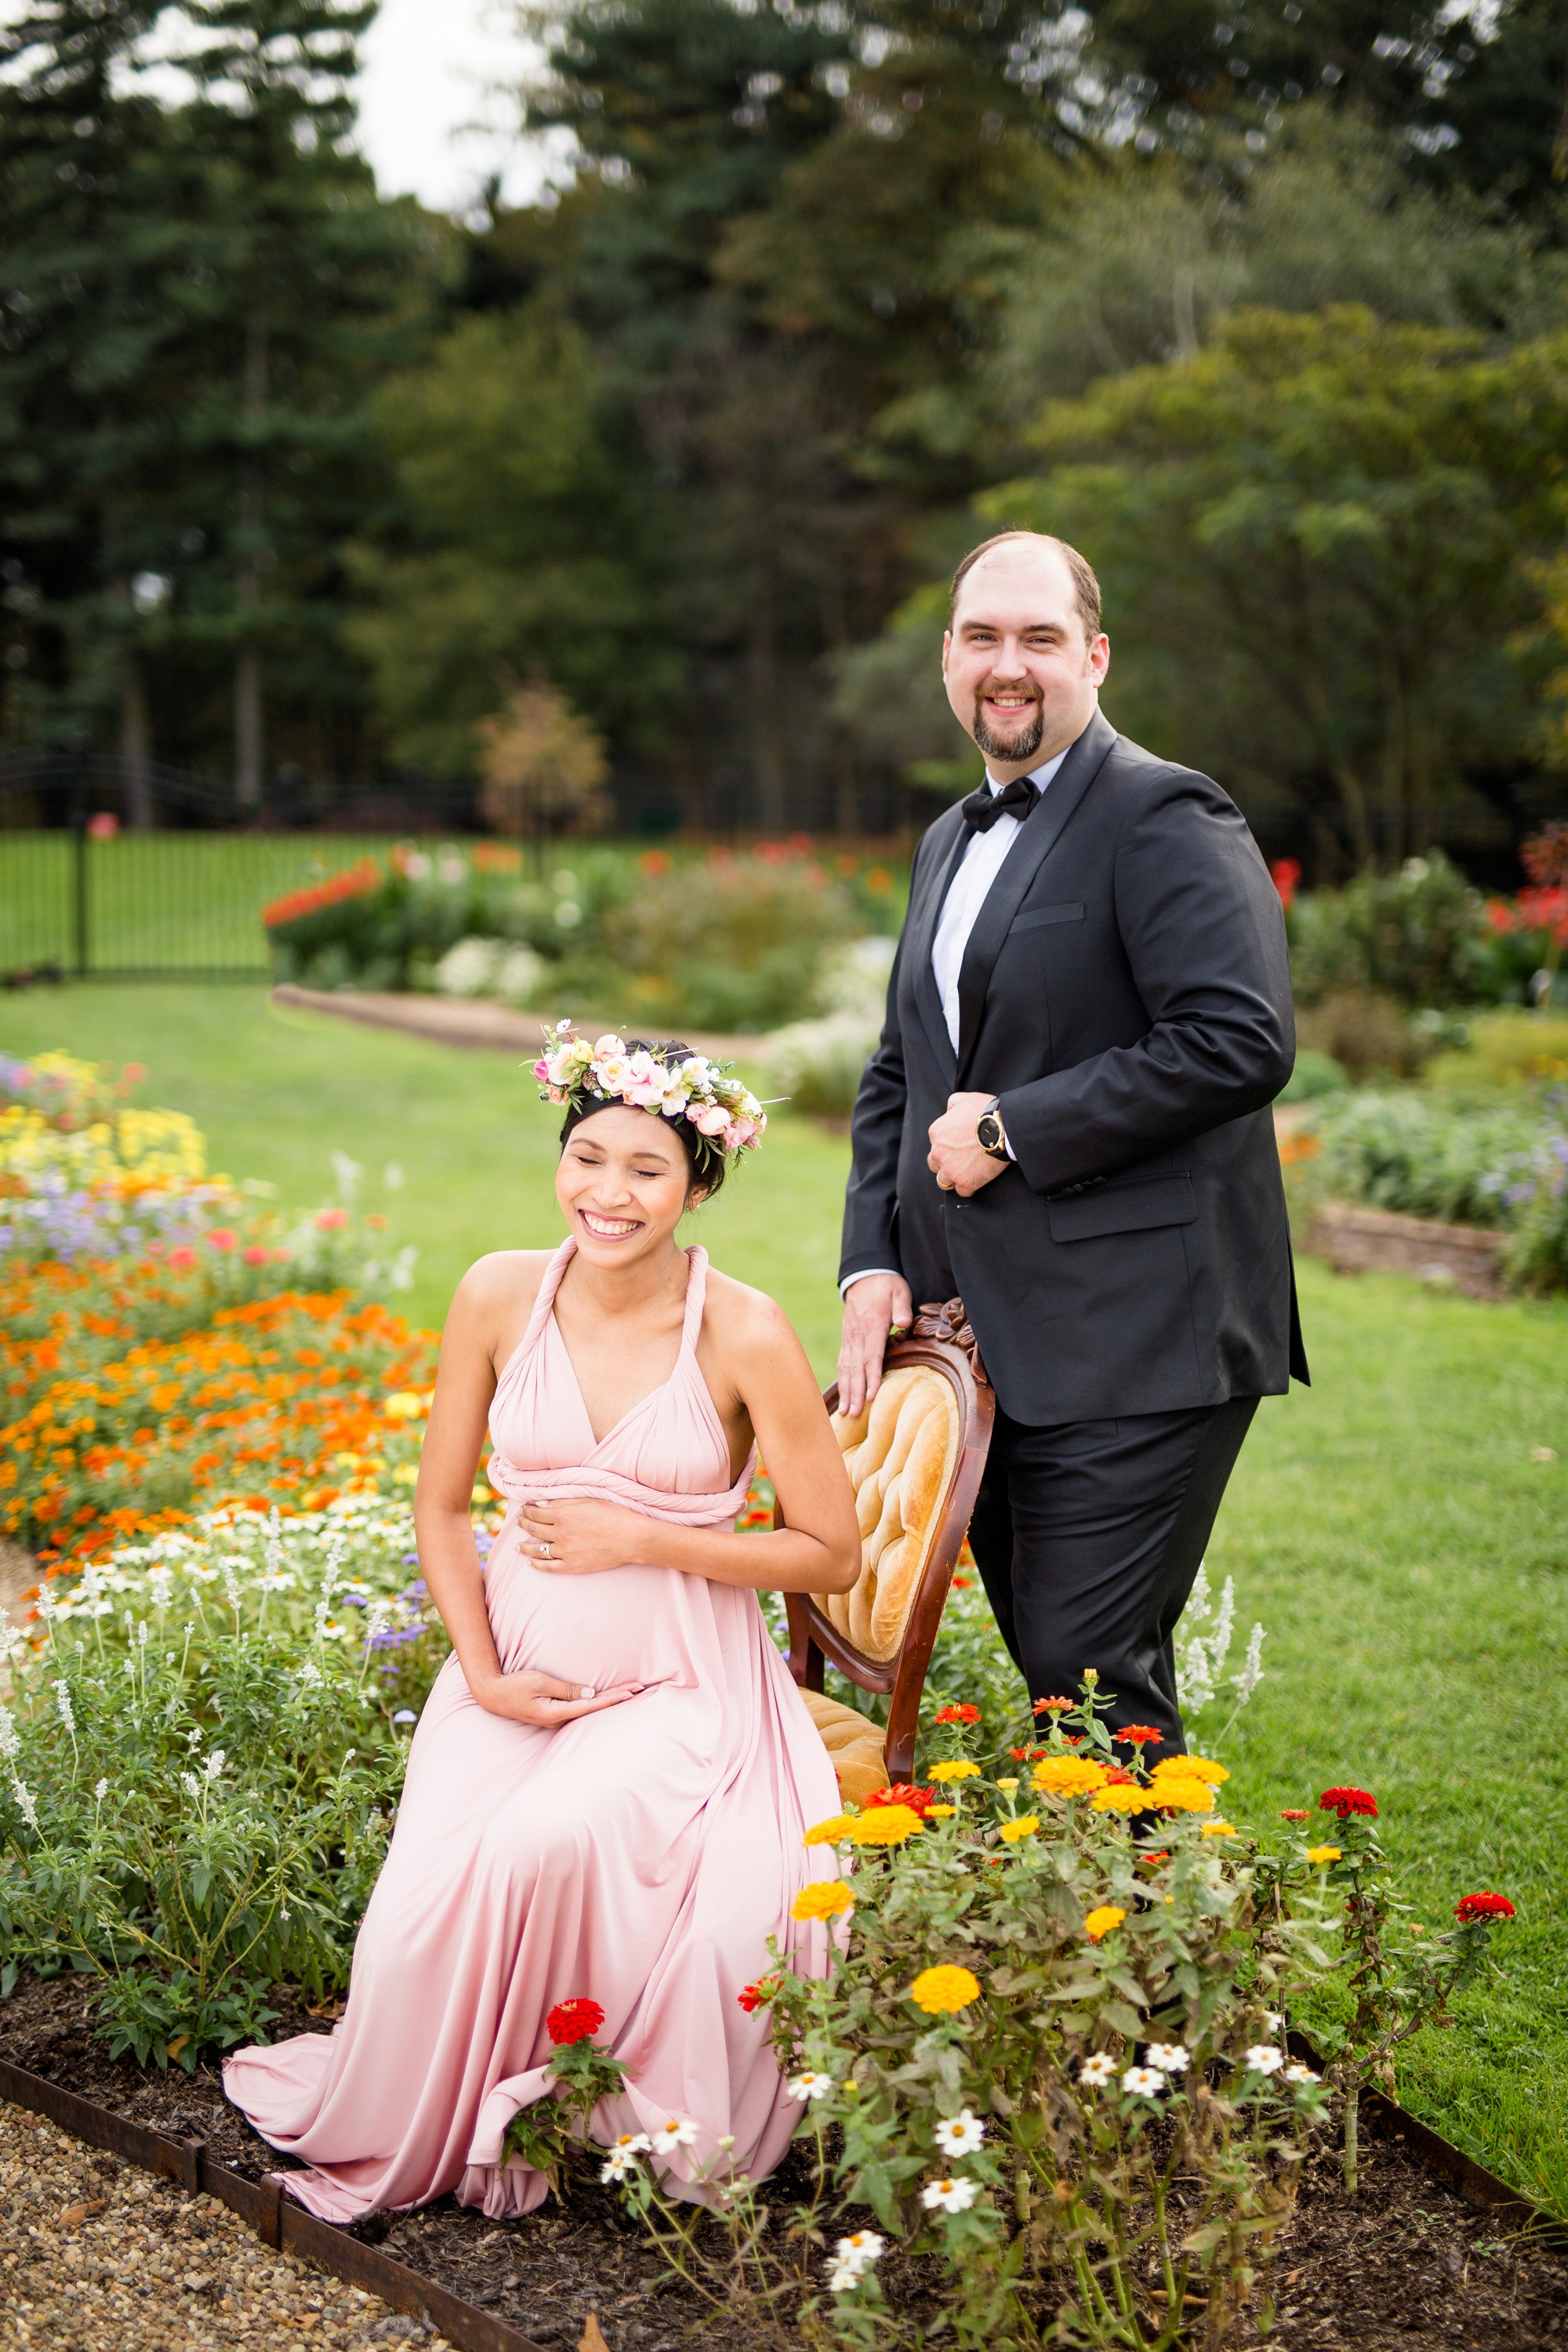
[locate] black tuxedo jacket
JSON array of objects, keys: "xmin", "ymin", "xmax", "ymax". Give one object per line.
[{"xmin": 840, "ymin": 710, "xmax": 1308, "ymax": 1424}]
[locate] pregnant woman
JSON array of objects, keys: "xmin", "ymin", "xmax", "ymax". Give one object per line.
[{"xmin": 225, "ymin": 1031, "xmax": 859, "ymax": 2222}]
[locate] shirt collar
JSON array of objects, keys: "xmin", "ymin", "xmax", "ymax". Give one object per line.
[{"xmin": 983, "ymin": 743, "xmax": 1071, "ymax": 797}]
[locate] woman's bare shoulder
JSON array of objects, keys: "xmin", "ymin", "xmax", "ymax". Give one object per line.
[
  {"xmin": 448, "ymin": 1249, "xmax": 557, "ymax": 1339},
  {"xmin": 701, "ymin": 1264, "xmax": 805, "ymax": 1362}
]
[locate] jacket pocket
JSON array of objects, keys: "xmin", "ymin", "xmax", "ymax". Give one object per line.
[
  {"xmin": 1009, "ymin": 902, "xmax": 1084, "ymax": 934},
  {"xmin": 1047, "ymin": 1172, "xmax": 1196, "ymax": 1243}
]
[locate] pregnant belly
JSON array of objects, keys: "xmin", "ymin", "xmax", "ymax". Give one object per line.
[{"xmin": 482, "ymin": 1514, "xmax": 710, "ymax": 1693}]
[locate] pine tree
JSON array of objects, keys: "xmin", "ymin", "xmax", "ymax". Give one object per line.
[
  {"xmin": 0, "ymin": 3, "xmax": 201, "ymax": 804},
  {"xmin": 173, "ymin": 0, "xmax": 419, "ymax": 807}
]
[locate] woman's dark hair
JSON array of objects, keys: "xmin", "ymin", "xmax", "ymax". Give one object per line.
[{"xmin": 557, "ymin": 1038, "xmax": 728, "ymax": 1202}]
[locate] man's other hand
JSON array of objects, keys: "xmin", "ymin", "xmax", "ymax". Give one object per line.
[
  {"xmin": 837, "ymin": 1272, "xmax": 915, "ymax": 1421},
  {"xmin": 927, "ymin": 1091, "xmax": 1008, "ymax": 1199}
]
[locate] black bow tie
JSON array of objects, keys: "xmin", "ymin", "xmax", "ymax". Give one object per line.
[{"xmin": 961, "ymin": 775, "xmax": 1040, "ymax": 834}]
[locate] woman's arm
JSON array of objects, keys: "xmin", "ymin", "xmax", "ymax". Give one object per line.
[
  {"xmin": 416, "ymin": 1257, "xmax": 644, "ymax": 1724},
  {"xmin": 520, "ymin": 1290, "xmax": 861, "ymax": 1595}
]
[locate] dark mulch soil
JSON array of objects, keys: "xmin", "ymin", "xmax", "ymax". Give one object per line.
[{"xmin": 4, "ymin": 1971, "xmax": 1566, "ymax": 2350}]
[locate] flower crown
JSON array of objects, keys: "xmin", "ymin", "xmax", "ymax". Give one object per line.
[{"xmin": 534, "ymin": 1023, "xmax": 766, "ymax": 1170}]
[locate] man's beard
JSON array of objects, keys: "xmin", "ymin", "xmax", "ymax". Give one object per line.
[{"xmin": 971, "ymin": 696, "xmax": 1044, "ymax": 764}]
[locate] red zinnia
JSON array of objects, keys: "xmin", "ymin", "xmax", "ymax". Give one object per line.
[
  {"xmin": 546, "ymin": 1997, "xmax": 604, "ymax": 2045},
  {"xmin": 1454, "ymin": 1893, "xmax": 1515, "ymax": 1924},
  {"xmin": 1279, "ymin": 1809, "xmax": 1311, "ymax": 1822},
  {"xmin": 1319, "ymin": 1786, "xmax": 1377, "ymax": 1820},
  {"xmin": 1113, "ymin": 1726, "xmax": 1162, "ymax": 1746},
  {"xmin": 1102, "ymin": 1764, "xmax": 1138, "ymax": 1786},
  {"xmin": 1033, "ymin": 1697, "xmax": 1074, "ymax": 1714},
  {"xmin": 866, "ymin": 1783, "xmax": 938, "ymax": 1817},
  {"xmin": 935, "ymin": 1703, "xmax": 980, "ymax": 1726},
  {"xmin": 737, "ymin": 1978, "xmax": 779, "ymax": 2013}
]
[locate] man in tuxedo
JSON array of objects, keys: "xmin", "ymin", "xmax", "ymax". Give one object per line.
[{"xmin": 837, "ymin": 531, "xmax": 1306, "ymax": 1759}]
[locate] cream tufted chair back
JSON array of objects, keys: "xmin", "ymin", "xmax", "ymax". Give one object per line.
[{"xmin": 783, "ymin": 1301, "xmax": 994, "ymax": 1793}]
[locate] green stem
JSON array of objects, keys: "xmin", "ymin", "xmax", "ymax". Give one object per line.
[{"xmin": 1343, "ymin": 2078, "xmax": 1360, "ymax": 2194}]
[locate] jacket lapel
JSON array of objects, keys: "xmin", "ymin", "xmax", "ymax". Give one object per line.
[
  {"xmin": 954, "ymin": 711, "xmax": 1118, "ymax": 1083},
  {"xmin": 906, "ymin": 808, "xmax": 968, "ymax": 1083}
]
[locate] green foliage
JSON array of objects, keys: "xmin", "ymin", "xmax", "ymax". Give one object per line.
[
  {"xmin": 605, "ymin": 851, "xmax": 881, "ymax": 1033},
  {"xmin": 1298, "ymin": 1083, "xmax": 1568, "ymax": 1290},
  {"xmin": 1278, "ymin": 1050, "xmax": 1349, "ymax": 1104},
  {"xmin": 1287, "ymin": 851, "xmax": 1491, "ymax": 1008},
  {"xmin": 0, "ymin": 1584, "xmax": 405, "ymax": 2067},
  {"xmin": 989, "ymin": 310, "xmax": 1568, "ymax": 874},
  {"xmin": 345, "ymin": 306, "xmax": 679, "ymax": 775}
]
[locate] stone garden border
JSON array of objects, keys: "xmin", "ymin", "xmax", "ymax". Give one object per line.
[
  {"xmin": 2, "ymin": 2039, "xmax": 1563, "ymax": 2352},
  {"xmin": 1304, "ymin": 1202, "xmax": 1512, "ymax": 1301}
]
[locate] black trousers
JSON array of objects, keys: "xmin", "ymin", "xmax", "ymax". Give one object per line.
[{"xmin": 967, "ymin": 1396, "xmax": 1260, "ymax": 1766}]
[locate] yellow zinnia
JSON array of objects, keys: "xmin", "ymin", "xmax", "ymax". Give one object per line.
[
  {"xmin": 929, "ymin": 1760, "xmax": 982, "ymax": 1783},
  {"xmin": 1091, "ymin": 1782, "xmax": 1151, "ymax": 1815},
  {"xmin": 1306, "ymin": 1845, "xmax": 1341, "ymax": 1866},
  {"xmin": 1033, "ymin": 1755, "xmax": 1108, "ymax": 1797},
  {"xmin": 1200, "ymin": 1821, "xmax": 1238, "ymax": 1838},
  {"xmin": 847, "ymin": 1805, "xmax": 924, "ymax": 1847},
  {"xmin": 1083, "ymin": 1905, "xmax": 1126, "ymax": 1942},
  {"xmin": 998, "ymin": 1814, "xmax": 1040, "ymax": 1843},
  {"xmin": 803, "ymin": 1815, "xmax": 858, "ymax": 1847},
  {"xmin": 792, "ymin": 1880, "xmax": 853, "ymax": 1922},
  {"xmin": 909, "ymin": 1964, "xmax": 981, "ymax": 2014},
  {"xmin": 1152, "ymin": 1753, "xmax": 1229, "ymax": 1788},
  {"xmin": 1149, "ymin": 1777, "xmax": 1214, "ymax": 1813},
  {"xmin": 926, "ymin": 1803, "xmax": 956, "ymax": 1819}
]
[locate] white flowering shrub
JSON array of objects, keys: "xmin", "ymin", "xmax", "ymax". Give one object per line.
[
  {"xmin": 1174, "ymin": 1563, "xmax": 1267, "ymax": 1735},
  {"xmin": 0, "ymin": 1498, "xmax": 467, "ymax": 2067},
  {"xmin": 434, "ymin": 935, "xmax": 550, "ymax": 1007}
]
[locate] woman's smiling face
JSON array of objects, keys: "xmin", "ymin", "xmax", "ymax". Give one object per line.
[{"xmin": 556, "ymin": 1104, "xmax": 702, "ymax": 1266}]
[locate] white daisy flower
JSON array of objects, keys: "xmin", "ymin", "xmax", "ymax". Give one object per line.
[
  {"xmin": 921, "ymin": 2176, "xmax": 979, "ymax": 2214},
  {"xmin": 1265, "ymin": 2011, "xmax": 1285, "ymax": 2034},
  {"xmin": 1244, "ymin": 2045, "xmax": 1285, "ymax": 2075},
  {"xmin": 1121, "ymin": 2066, "xmax": 1166, "ymax": 2098},
  {"xmin": 932, "ymin": 2109, "xmax": 985, "ymax": 2157},
  {"xmin": 1079, "ymin": 2052, "xmax": 1117, "ymax": 2088},
  {"xmin": 826, "ymin": 2260, "xmax": 862, "ymax": 2293},
  {"xmin": 1283, "ymin": 2062, "xmax": 1320, "ymax": 2085},
  {"xmin": 785, "ymin": 2070, "xmax": 834, "ymax": 2103},
  {"xmin": 651, "ymin": 2116, "xmax": 699, "ymax": 2152},
  {"xmin": 1145, "ymin": 2043, "xmax": 1190, "ymax": 2074},
  {"xmin": 833, "ymin": 2230, "xmax": 884, "ymax": 2274}
]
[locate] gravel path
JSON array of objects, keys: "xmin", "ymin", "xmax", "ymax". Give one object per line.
[{"xmin": 0, "ymin": 2098, "xmax": 452, "ymax": 2351}]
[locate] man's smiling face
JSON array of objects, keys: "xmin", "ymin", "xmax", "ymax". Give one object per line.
[{"xmin": 942, "ymin": 541, "xmax": 1109, "ymax": 781}]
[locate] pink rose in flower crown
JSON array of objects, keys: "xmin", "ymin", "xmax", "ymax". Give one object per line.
[
  {"xmin": 691, "ymin": 1102, "xmax": 731, "ymax": 1136},
  {"xmin": 533, "ymin": 1058, "xmax": 550, "ymax": 1081}
]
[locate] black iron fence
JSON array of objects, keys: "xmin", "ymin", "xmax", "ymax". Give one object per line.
[{"xmin": 0, "ymin": 754, "xmax": 471, "ymax": 982}]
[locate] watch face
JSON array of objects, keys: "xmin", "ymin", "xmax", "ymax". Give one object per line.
[{"xmin": 978, "ymin": 1114, "xmax": 1003, "ymax": 1152}]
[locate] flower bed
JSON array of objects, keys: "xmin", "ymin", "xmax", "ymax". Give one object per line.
[
  {"xmin": 260, "ymin": 838, "xmax": 903, "ymax": 1033},
  {"xmin": 1287, "ymin": 1082, "xmax": 1568, "ymax": 1293}
]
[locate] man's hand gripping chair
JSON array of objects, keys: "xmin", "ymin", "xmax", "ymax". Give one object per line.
[{"xmin": 782, "ymin": 1300, "xmax": 996, "ymax": 1802}]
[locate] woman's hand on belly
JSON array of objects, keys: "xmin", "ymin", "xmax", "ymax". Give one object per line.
[
  {"xmin": 519, "ymin": 1497, "xmax": 667, "ymax": 1577},
  {"xmin": 473, "ymin": 1666, "xmax": 645, "ymax": 1726}
]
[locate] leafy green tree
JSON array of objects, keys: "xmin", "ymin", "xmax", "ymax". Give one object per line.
[
  {"xmin": 986, "ymin": 308, "xmax": 1568, "ymax": 870},
  {"xmin": 344, "ymin": 303, "xmax": 678, "ymax": 778}
]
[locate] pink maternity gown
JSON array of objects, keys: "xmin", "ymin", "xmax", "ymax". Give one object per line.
[{"xmin": 223, "ymin": 1240, "xmax": 843, "ymax": 2222}]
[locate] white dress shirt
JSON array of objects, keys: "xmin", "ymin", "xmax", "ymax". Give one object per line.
[{"xmin": 841, "ymin": 749, "xmax": 1069, "ymax": 1297}]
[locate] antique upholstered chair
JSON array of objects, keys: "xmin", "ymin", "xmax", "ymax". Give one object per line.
[{"xmin": 782, "ymin": 1298, "xmax": 995, "ymax": 1802}]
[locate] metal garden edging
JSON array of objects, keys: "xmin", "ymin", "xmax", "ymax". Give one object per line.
[
  {"xmin": 0, "ymin": 2054, "xmax": 552, "ymax": 2352},
  {"xmin": 2, "ymin": 2040, "xmax": 1564, "ymax": 2346}
]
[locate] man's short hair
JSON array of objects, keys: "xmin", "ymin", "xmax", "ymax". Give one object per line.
[{"xmin": 949, "ymin": 531, "xmax": 1102, "ymax": 642}]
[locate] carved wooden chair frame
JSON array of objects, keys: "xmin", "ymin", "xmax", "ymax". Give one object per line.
[{"xmin": 779, "ymin": 1298, "xmax": 996, "ymax": 1784}]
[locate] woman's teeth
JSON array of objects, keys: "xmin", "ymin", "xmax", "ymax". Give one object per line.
[{"xmin": 582, "ymin": 1210, "xmax": 640, "ymax": 1237}]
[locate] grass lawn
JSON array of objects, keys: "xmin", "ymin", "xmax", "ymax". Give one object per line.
[{"xmin": 5, "ymin": 983, "xmax": 1566, "ymax": 2213}]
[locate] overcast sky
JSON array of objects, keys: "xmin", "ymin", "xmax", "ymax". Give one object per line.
[
  {"xmin": 0, "ymin": 0, "xmax": 564, "ymax": 219},
  {"xmin": 356, "ymin": 0, "xmax": 561, "ymax": 216}
]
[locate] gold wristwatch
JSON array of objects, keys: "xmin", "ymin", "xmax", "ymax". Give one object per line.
[{"xmin": 975, "ymin": 1098, "xmax": 1010, "ymax": 1161}]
